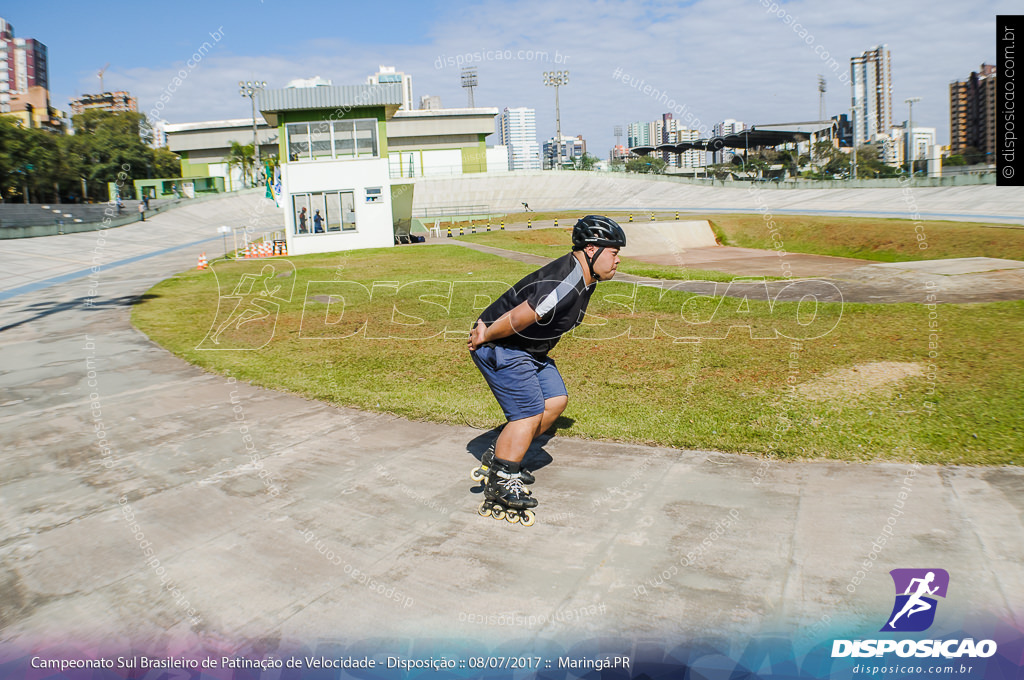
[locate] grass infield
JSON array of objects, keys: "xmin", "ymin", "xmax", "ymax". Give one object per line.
[
  {"xmin": 469, "ymin": 211, "xmax": 1024, "ymax": 262},
  {"xmin": 132, "ymin": 236, "xmax": 1023, "ymax": 466}
]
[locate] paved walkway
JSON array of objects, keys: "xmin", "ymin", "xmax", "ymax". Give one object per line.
[{"xmin": 0, "ymin": 194, "xmax": 1021, "ymax": 653}]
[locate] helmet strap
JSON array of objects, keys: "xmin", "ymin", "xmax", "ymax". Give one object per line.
[{"xmin": 583, "ymin": 246, "xmax": 606, "ymax": 282}]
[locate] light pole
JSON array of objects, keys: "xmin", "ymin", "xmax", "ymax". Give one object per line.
[
  {"xmin": 461, "ymin": 67, "xmax": 477, "ymax": 108},
  {"xmin": 239, "ymin": 80, "xmax": 267, "ymax": 185},
  {"xmin": 905, "ymin": 96, "xmax": 921, "ymax": 175},
  {"xmin": 543, "ymin": 71, "xmax": 569, "ymax": 170}
]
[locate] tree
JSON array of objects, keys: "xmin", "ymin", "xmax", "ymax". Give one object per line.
[
  {"xmin": 762, "ymin": 148, "xmax": 800, "ymax": 177},
  {"xmin": 226, "ymin": 141, "xmax": 255, "ymax": 187},
  {"xmin": 961, "ymin": 146, "xmax": 986, "ymax": 165},
  {"xmin": 153, "ymin": 148, "xmax": 182, "ymax": 178},
  {"xmin": 733, "ymin": 154, "xmax": 769, "ymax": 176},
  {"xmin": 0, "ymin": 110, "xmax": 180, "ymax": 203},
  {"xmin": 852, "ymin": 145, "xmax": 901, "ymax": 179},
  {"xmin": 944, "ymin": 154, "xmax": 967, "ymax": 167},
  {"xmin": 625, "ymin": 156, "xmax": 666, "ymax": 174},
  {"xmin": 0, "ymin": 115, "xmax": 32, "ymax": 202},
  {"xmin": 570, "ymin": 153, "xmax": 598, "ymax": 171},
  {"xmin": 705, "ymin": 163, "xmax": 735, "ymax": 180},
  {"xmin": 70, "ymin": 110, "xmax": 155, "ymax": 201},
  {"xmin": 802, "ymin": 141, "xmax": 849, "ymax": 179}
]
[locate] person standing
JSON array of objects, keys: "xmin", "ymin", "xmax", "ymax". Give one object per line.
[
  {"xmin": 467, "ymin": 215, "xmax": 626, "ymax": 525},
  {"xmin": 138, "ymin": 201, "xmax": 146, "ymax": 222},
  {"xmin": 298, "ymin": 207, "xmax": 308, "ymax": 233},
  {"xmin": 313, "ymin": 209, "xmax": 324, "ymax": 233}
]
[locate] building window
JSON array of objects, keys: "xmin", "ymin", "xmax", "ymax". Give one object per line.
[
  {"xmin": 292, "ymin": 191, "xmax": 356, "ymax": 234},
  {"xmin": 286, "ymin": 119, "xmax": 378, "ymax": 161},
  {"xmin": 288, "ymin": 122, "xmax": 310, "ymax": 161},
  {"xmin": 311, "ymin": 122, "xmax": 332, "ymax": 160}
]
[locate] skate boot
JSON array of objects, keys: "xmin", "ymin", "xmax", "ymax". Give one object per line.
[
  {"xmin": 470, "ymin": 444, "xmax": 535, "ymax": 486},
  {"xmin": 478, "ymin": 459, "xmax": 538, "ymax": 526}
]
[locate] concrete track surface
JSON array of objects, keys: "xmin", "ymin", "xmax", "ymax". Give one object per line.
[{"xmin": 0, "ymin": 188, "xmax": 1022, "ymax": 655}]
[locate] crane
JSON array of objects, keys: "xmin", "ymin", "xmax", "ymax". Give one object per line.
[{"xmin": 97, "ymin": 63, "xmax": 110, "ymax": 93}]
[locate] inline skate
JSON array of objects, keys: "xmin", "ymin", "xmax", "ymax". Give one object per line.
[
  {"xmin": 470, "ymin": 444, "xmax": 535, "ymax": 486},
  {"xmin": 478, "ymin": 459, "xmax": 537, "ymax": 526}
]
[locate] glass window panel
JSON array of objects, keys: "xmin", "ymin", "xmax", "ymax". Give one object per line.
[
  {"xmin": 292, "ymin": 194, "xmax": 310, "ymax": 234},
  {"xmin": 333, "ymin": 121, "xmax": 355, "ymax": 158},
  {"xmin": 355, "ymin": 119, "xmax": 377, "ymax": 157},
  {"xmin": 341, "ymin": 192, "xmax": 356, "ymax": 231},
  {"xmin": 287, "ymin": 123, "xmax": 309, "ymax": 161},
  {"xmin": 310, "ymin": 121, "xmax": 332, "ymax": 159},
  {"xmin": 325, "ymin": 192, "xmax": 342, "ymax": 232},
  {"xmin": 310, "ymin": 193, "xmax": 327, "ymax": 233}
]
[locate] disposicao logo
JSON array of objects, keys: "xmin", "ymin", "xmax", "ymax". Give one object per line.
[
  {"xmin": 881, "ymin": 568, "xmax": 949, "ymax": 632},
  {"xmin": 832, "ymin": 569, "xmax": 998, "ymax": 659}
]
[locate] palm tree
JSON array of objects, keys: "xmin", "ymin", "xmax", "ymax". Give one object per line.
[{"xmin": 226, "ymin": 141, "xmax": 255, "ymax": 187}]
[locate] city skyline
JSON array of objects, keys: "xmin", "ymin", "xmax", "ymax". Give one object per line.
[{"xmin": 2, "ymin": 0, "xmax": 1010, "ymax": 156}]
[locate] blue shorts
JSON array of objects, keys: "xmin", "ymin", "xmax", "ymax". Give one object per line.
[{"xmin": 471, "ymin": 344, "xmax": 567, "ymax": 422}]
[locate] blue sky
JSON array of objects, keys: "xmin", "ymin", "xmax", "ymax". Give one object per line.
[{"xmin": 5, "ymin": 0, "xmax": 1012, "ymax": 155}]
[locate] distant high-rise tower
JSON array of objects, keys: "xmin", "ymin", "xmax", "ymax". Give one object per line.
[
  {"xmin": 950, "ymin": 63, "xmax": 997, "ymax": 161},
  {"xmin": 0, "ymin": 17, "xmax": 49, "ymax": 114},
  {"xmin": 713, "ymin": 119, "xmax": 745, "ymax": 163},
  {"xmin": 627, "ymin": 121, "xmax": 656, "ymax": 148},
  {"xmin": 850, "ymin": 45, "xmax": 893, "ymax": 146},
  {"xmin": 499, "ymin": 107, "xmax": 541, "ymax": 171},
  {"xmin": 367, "ymin": 65, "xmax": 413, "ymax": 110}
]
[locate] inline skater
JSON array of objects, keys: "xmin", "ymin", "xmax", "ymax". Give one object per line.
[{"xmin": 467, "ymin": 215, "xmax": 626, "ymax": 525}]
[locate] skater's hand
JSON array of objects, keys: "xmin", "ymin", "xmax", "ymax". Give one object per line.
[{"xmin": 468, "ymin": 319, "xmax": 487, "ymax": 351}]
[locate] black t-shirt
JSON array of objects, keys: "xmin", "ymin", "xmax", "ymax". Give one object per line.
[{"xmin": 477, "ymin": 252, "xmax": 595, "ymax": 356}]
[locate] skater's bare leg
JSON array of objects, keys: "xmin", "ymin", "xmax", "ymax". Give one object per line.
[
  {"xmin": 495, "ymin": 396, "xmax": 567, "ymax": 464},
  {"xmin": 536, "ymin": 395, "xmax": 567, "ymax": 437},
  {"xmin": 494, "ymin": 414, "xmax": 541, "ymax": 463}
]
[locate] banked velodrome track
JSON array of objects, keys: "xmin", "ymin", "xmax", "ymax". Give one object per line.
[
  {"xmin": 0, "ymin": 177, "xmax": 1021, "ymax": 656},
  {"xmin": 412, "ymin": 171, "xmax": 1024, "ymax": 223}
]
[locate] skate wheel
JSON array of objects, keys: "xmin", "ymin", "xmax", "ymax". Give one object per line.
[
  {"xmin": 490, "ymin": 506, "xmax": 506, "ymax": 520},
  {"xmin": 520, "ymin": 510, "xmax": 536, "ymax": 527},
  {"xmin": 478, "ymin": 504, "xmax": 491, "ymax": 518},
  {"xmin": 470, "ymin": 467, "xmax": 486, "ymax": 482},
  {"xmin": 505, "ymin": 512, "xmax": 520, "ymax": 524}
]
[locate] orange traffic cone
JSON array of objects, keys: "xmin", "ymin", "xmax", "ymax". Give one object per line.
[{"xmin": 197, "ymin": 252, "xmax": 208, "ymax": 270}]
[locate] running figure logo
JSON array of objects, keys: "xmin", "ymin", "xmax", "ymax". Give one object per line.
[
  {"xmin": 881, "ymin": 568, "xmax": 950, "ymax": 632},
  {"xmin": 196, "ymin": 259, "xmax": 296, "ymax": 351}
]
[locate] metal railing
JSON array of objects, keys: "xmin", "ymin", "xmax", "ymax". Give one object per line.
[{"xmin": 412, "ymin": 204, "xmax": 492, "ymax": 218}]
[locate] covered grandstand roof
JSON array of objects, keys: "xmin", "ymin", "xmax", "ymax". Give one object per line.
[{"xmin": 630, "ymin": 120, "xmax": 837, "ymax": 157}]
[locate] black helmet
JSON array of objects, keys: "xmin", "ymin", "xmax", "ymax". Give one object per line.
[{"xmin": 572, "ymin": 215, "xmax": 626, "ymax": 250}]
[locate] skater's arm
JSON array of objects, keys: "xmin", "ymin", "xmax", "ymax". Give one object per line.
[{"xmin": 468, "ymin": 301, "xmax": 541, "ymax": 349}]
